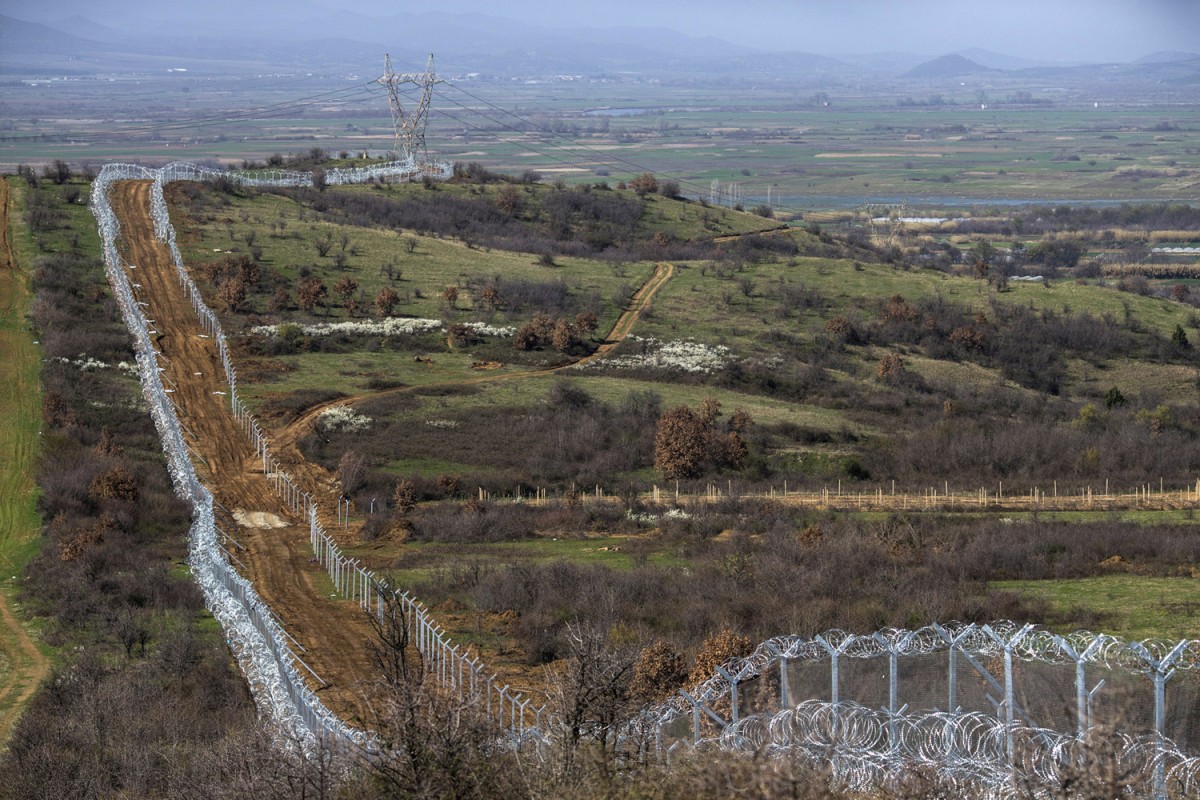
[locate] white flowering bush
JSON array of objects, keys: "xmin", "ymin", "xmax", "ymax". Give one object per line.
[
  {"xmin": 251, "ymin": 318, "xmax": 514, "ymax": 339},
  {"xmin": 462, "ymin": 321, "xmax": 515, "ymax": 338},
  {"xmin": 425, "ymin": 419, "xmax": 459, "ymax": 429},
  {"xmin": 626, "ymin": 507, "xmax": 692, "ymax": 525},
  {"xmin": 53, "ymin": 353, "xmax": 114, "ymax": 371},
  {"xmin": 576, "ymin": 337, "xmax": 730, "ymax": 374},
  {"xmin": 317, "ymin": 405, "xmax": 372, "ymax": 433},
  {"xmin": 55, "ymin": 352, "xmax": 146, "ymax": 376}
]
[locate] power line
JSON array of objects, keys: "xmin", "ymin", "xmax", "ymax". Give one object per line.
[{"xmin": 377, "ymin": 52, "xmax": 702, "ymax": 183}]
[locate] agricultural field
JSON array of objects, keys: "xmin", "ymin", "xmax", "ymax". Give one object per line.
[{"xmin": 5, "ymin": 76, "xmax": 1200, "ymax": 208}]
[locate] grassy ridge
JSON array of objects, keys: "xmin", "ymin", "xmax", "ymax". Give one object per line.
[
  {"xmin": 0, "ymin": 178, "xmax": 48, "ymax": 742},
  {"xmin": 0, "ymin": 179, "xmax": 42, "ymax": 577}
]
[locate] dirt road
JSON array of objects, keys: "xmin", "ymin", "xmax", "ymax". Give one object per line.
[
  {"xmin": 110, "ymin": 181, "xmax": 381, "ymax": 725},
  {"xmin": 0, "ymin": 177, "xmax": 51, "ymax": 744}
]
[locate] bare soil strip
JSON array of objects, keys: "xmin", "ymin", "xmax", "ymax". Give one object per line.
[
  {"xmin": 0, "ymin": 178, "xmax": 51, "ymax": 745},
  {"xmin": 110, "ymin": 181, "xmax": 381, "ymax": 726}
]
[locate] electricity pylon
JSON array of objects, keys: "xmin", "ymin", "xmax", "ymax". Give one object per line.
[
  {"xmin": 378, "ymin": 53, "xmax": 442, "ymax": 164},
  {"xmin": 864, "ymin": 203, "xmax": 906, "ymax": 246}
]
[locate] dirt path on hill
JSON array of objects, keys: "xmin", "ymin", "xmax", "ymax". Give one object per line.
[
  {"xmin": 271, "ymin": 261, "xmax": 675, "ymax": 459},
  {"xmin": 110, "ymin": 181, "xmax": 381, "ymax": 726},
  {"xmin": 711, "ymin": 224, "xmax": 791, "ymax": 243},
  {"xmin": 0, "ymin": 177, "xmax": 51, "ymax": 745}
]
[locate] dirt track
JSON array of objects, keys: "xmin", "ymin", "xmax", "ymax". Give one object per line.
[
  {"xmin": 110, "ymin": 181, "xmax": 381, "ymax": 725},
  {"xmin": 0, "ymin": 177, "xmax": 51, "ymax": 744},
  {"xmin": 272, "ymin": 261, "xmax": 676, "ymax": 462}
]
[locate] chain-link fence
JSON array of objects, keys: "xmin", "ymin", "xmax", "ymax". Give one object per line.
[
  {"xmin": 635, "ymin": 623, "xmax": 1200, "ymax": 798},
  {"xmin": 93, "ymin": 161, "xmax": 541, "ymax": 753}
]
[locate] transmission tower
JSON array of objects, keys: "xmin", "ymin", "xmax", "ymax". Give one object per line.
[
  {"xmin": 864, "ymin": 202, "xmax": 906, "ymax": 246},
  {"xmin": 378, "ymin": 53, "xmax": 442, "ymax": 164}
]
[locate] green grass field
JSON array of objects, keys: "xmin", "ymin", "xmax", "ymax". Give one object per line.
[
  {"xmin": 174, "ymin": 183, "xmax": 661, "ymax": 335},
  {"xmin": 365, "ymin": 534, "xmax": 687, "ymax": 589},
  {"xmin": 1, "ymin": 181, "xmax": 44, "ymax": 577},
  {"xmin": 993, "ymin": 575, "xmax": 1200, "ymax": 641},
  {"xmin": 0, "ymin": 179, "xmax": 50, "ymax": 741}
]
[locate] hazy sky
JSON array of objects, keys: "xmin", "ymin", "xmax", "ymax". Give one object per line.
[
  {"xmin": 419, "ymin": 0, "xmax": 1200, "ymax": 61},
  {"xmin": 10, "ymin": 0, "xmax": 1200, "ymax": 62}
]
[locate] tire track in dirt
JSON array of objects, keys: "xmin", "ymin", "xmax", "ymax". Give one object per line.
[
  {"xmin": 272, "ymin": 261, "xmax": 675, "ymax": 458},
  {"xmin": 110, "ymin": 181, "xmax": 381, "ymax": 726},
  {"xmin": 711, "ymin": 224, "xmax": 791, "ymax": 243},
  {"xmin": 0, "ymin": 177, "xmax": 51, "ymax": 745}
]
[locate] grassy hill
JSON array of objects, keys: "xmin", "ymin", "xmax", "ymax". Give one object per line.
[
  {"xmin": 156, "ymin": 168, "xmax": 1200, "ymax": 654},
  {"xmin": 172, "ymin": 174, "xmax": 1200, "ymax": 493}
]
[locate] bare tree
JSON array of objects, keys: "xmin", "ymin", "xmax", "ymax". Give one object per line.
[
  {"xmin": 336, "ymin": 451, "xmax": 368, "ymax": 496},
  {"xmin": 359, "ymin": 591, "xmax": 529, "ymax": 800},
  {"xmin": 494, "ymin": 184, "xmax": 520, "ymax": 214},
  {"xmin": 314, "ymin": 234, "xmax": 333, "ymax": 258},
  {"xmin": 545, "ymin": 622, "xmax": 639, "ymax": 777}
]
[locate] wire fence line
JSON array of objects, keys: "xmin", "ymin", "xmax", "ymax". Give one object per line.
[
  {"xmin": 630, "ymin": 622, "xmax": 1200, "ymax": 799},
  {"xmin": 93, "ymin": 161, "xmax": 543, "ymax": 752},
  {"xmin": 467, "ymin": 479, "xmax": 1200, "ymax": 514},
  {"xmin": 91, "ymin": 163, "xmax": 365, "ymax": 750},
  {"xmin": 153, "ymin": 157, "xmax": 452, "ymax": 189}
]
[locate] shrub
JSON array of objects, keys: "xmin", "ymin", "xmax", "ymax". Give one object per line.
[
  {"xmin": 89, "ymin": 465, "xmax": 139, "ymax": 503},
  {"xmin": 690, "ymin": 629, "xmax": 753, "ymax": 683},
  {"xmin": 630, "ymin": 640, "xmax": 688, "ymax": 701}
]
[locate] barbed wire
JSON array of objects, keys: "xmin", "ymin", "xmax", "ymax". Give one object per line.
[
  {"xmin": 91, "ymin": 163, "xmax": 368, "ymax": 751},
  {"xmin": 714, "ymin": 700, "xmax": 1200, "ymax": 798}
]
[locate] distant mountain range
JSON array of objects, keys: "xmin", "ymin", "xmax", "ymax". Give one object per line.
[
  {"xmin": 904, "ymin": 54, "xmax": 991, "ymax": 79},
  {"xmin": 2, "ymin": 10, "xmax": 1198, "ymax": 87}
]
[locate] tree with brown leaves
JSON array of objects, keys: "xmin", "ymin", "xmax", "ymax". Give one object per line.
[
  {"xmin": 375, "ymin": 286, "xmax": 400, "ymax": 317},
  {"xmin": 217, "ymin": 276, "xmax": 247, "ymax": 311},
  {"xmin": 654, "ymin": 399, "xmax": 752, "ymax": 479},
  {"xmin": 333, "ymin": 276, "xmax": 359, "ymax": 313},
  {"xmin": 296, "ymin": 276, "xmax": 328, "ymax": 314}
]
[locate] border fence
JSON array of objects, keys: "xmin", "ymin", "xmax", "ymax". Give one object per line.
[
  {"xmin": 92, "ymin": 160, "xmax": 542, "ymax": 752},
  {"xmin": 92, "ymin": 163, "xmax": 366, "ymax": 749},
  {"xmin": 92, "ymin": 160, "xmax": 1200, "ymax": 797},
  {"xmin": 632, "ymin": 623, "xmax": 1200, "ymax": 798}
]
